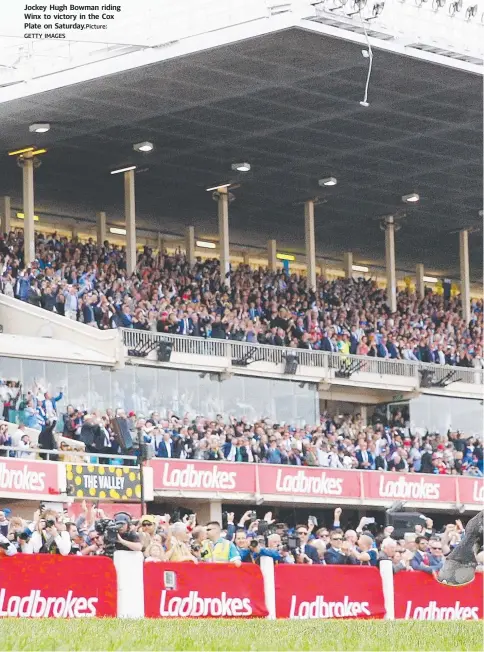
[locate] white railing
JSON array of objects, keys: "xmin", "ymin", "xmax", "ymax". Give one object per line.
[{"xmin": 121, "ymin": 329, "xmax": 484, "ymax": 386}]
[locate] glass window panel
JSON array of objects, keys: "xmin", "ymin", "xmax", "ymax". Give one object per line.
[
  {"xmin": 134, "ymin": 366, "xmax": 160, "ymax": 416},
  {"xmin": 66, "ymin": 364, "xmax": 90, "ymax": 411},
  {"xmin": 0, "ymin": 357, "xmax": 22, "ymax": 383},
  {"xmin": 111, "ymin": 366, "xmax": 135, "ymax": 412},
  {"xmin": 88, "ymin": 366, "xmax": 113, "ymax": 412}
]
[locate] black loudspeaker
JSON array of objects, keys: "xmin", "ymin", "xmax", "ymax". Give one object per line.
[
  {"xmin": 157, "ymin": 341, "xmax": 173, "ymax": 362},
  {"xmin": 284, "ymin": 353, "xmax": 299, "ymax": 375},
  {"xmin": 111, "ymin": 417, "xmax": 133, "ymax": 451}
]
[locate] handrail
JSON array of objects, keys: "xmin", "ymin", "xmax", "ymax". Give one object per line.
[
  {"xmin": 0, "ymin": 445, "xmax": 138, "ymax": 464},
  {"xmin": 121, "ymin": 329, "xmax": 484, "ymax": 386}
]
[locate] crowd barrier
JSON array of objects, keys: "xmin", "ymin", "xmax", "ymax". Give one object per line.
[{"xmin": 0, "ymin": 554, "xmax": 481, "ymax": 620}]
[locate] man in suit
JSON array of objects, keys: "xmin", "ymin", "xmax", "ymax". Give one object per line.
[
  {"xmin": 356, "ymin": 441, "xmax": 374, "ymax": 470},
  {"xmin": 386, "ymin": 335, "xmax": 400, "ymax": 359},
  {"xmin": 324, "ymin": 531, "xmax": 356, "ymax": 565},
  {"xmin": 374, "ymin": 445, "xmax": 388, "ymax": 471},
  {"xmin": 377, "ymin": 337, "xmax": 390, "ymax": 358},
  {"xmin": 411, "ymin": 536, "xmax": 433, "ymax": 573},
  {"xmin": 294, "ymin": 525, "xmax": 320, "ymax": 564},
  {"xmin": 157, "ymin": 431, "xmax": 175, "ymax": 458}
]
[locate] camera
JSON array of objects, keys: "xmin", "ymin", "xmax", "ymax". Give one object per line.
[
  {"xmin": 45, "ymin": 519, "xmax": 56, "ymax": 529},
  {"xmin": 94, "ymin": 518, "xmax": 124, "ymax": 557},
  {"xmin": 281, "ymin": 534, "xmax": 299, "ymax": 553}
]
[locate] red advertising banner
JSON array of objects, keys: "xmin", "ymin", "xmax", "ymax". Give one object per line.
[
  {"xmin": 149, "ymin": 460, "xmax": 256, "ymax": 494},
  {"xmin": 0, "ymin": 555, "xmax": 116, "ymax": 618},
  {"xmin": 0, "ymin": 459, "xmax": 62, "ymax": 497},
  {"xmin": 148, "ymin": 460, "xmax": 483, "ymax": 508},
  {"xmin": 144, "ymin": 562, "xmax": 268, "ymax": 618},
  {"xmin": 259, "ymin": 465, "xmax": 361, "ymax": 499},
  {"xmin": 362, "ymin": 471, "xmax": 456, "ymax": 503},
  {"xmin": 394, "ymin": 571, "xmax": 483, "ymax": 620},
  {"xmin": 458, "ymin": 476, "xmax": 484, "ymax": 505},
  {"xmin": 275, "ymin": 565, "xmax": 385, "ymax": 619}
]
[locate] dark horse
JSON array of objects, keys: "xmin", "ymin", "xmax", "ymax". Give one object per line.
[{"xmin": 437, "ymin": 510, "xmax": 483, "ymax": 586}]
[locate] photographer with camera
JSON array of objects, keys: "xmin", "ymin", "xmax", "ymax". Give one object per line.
[
  {"xmin": 0, "ymin": 532, "xmax": 17, "ymax": 557},
  {"xmin": 112, "ymin": 513, "xmax": 142, "ymax": 552},
  {"xmin": 21, "ymin": 510, "xmax": 71, "ymax": 556},
  {"xmin": 93, "ymin": 513, "xmax": 142, "ymax": 557}
]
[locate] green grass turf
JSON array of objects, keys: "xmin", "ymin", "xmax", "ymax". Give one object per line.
[{"xmin": 0, "ymin": 619, "xmax": 482, "ymax": 651}]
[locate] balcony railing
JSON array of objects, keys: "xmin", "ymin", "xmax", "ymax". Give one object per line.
[{"xmin": 121, "ymin": 329, "xmax": 484, "ymax": 387}]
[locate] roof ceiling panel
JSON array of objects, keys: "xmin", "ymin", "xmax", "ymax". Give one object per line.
[{"xmin": 0, "ymin": 28, "xmax": 480, "ymax": 279}]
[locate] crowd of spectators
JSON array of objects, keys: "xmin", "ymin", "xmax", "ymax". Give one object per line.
[
  {"xmin": 1, "ymin": 381, "xmax": 482, "ymax": 477},
  {"xmin": 1, "ymin": 504, "xmax": 482, "ymax": 575},
  {"xmin": 0, "ymin": 229, "xmax": 482, "ymax": 366}
]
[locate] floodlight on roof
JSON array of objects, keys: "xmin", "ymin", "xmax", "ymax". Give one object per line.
[
  {"xmin": 318, "ymin": 177, "xmax": 337, "ymax": 187},
  {"xmin": 133, "ymin": 141, "xmax": 154, "ymax": 153},
  {"xmin": 402, "ymin": 193, "xmax": 420, "ymax": 203},
  {"xmin": 29, "ymin": 123, "xmax": 50, "ymax": 134},
  {"xmin": 231, "ymin": 162, "xmax": 250, "ymax": 172}
]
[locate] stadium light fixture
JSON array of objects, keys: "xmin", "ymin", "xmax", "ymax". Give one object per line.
[
  {"xmin": 231, "ymin": 162, "xmax": 251, "ymax": 172},
  {"xmin": 423, "ymin": 276, "xmax": 438, "ymax": 283},
  {"xmin": 29, "ymin": 123, "xmax": 50, "ymax": 134},
  {"xmin": 17, "ymin": 212, "xmax": 39, "ymax": 221},
  {"xmin": 196, "ymin": 240, "xmax": 216, "ymax": 249},
  {"xmin": 276, "ymin": 253, "xmax": 296, "ymax": 261},
  {"xmin": 133, "ymin": 141, "xmax": 154, "ymax": 153},
  {"xmin": 319, "ymin": 177, "xmax": 338, "ymax": 186},
  {"xmin": 402, "ymin": 193, "xmax": 419, "ymax": 203},
  {"xmin": 110, "ymin": 166, "xmax": 136, "ymax": 175},
  {"xmin": 206, "ymin": 183, "xmax": 231, "ymax": 192},
  {"xmin": 109, "ymin": 227, "xmax": 127, "ymax": 235},
  {"xmin": 8, "ymin": 146, "xmax": 35, "ymax": 156},
  {"xmin": 352, "ymin": 264, "xmax": 369, "ymax": 272}
]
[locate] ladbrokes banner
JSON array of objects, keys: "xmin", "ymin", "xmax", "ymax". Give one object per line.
[
  {"xmin": 149, "ymin": 460, "xmax": 256, "ymax": 494},
  {"xmin": 0, "ymin": 555, "xmax": 116, "ymax": 618},
  {"xmin": 65, "ymin": 463, "xmax": 153, "ymax": 501},
  {"xmin": 394, "ymin": 571, "xmax": 483, "ymax": 620},
  {"xmin": 275, "ymin": 565, "xmax": 385, "ymax": 620},
  {"xmin": 258, "ymin": 465, "xmax": 361, "ymax": 499},
  {"xmin": 0, "ymin": 459, "xmax": 63, "ymax": 498},
  {"xmin": 149, "ymin": 460, "xmax": 482, "ymax": 508},
  {"xmin": 144, "ymin": 562, "xmax": 268, "ymax": 618}
]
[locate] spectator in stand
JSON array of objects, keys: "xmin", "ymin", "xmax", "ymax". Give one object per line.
[{"xmin": 1, "ymin": 229, "xmax": 481, "ymax": 365}]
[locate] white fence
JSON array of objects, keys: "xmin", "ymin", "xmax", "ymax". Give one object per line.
[{"xmin": 121, "ymin": 329, "xmax": 483, "ymax": 388}]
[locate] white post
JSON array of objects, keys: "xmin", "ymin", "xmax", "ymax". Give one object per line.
[
  {"xmin": 218, "ymin": 188, "xmax": 230, "ymax": 289},
  {"xmin": 379, "ymin": 559, "xmax": 395, "ymax": 620},
  {"xmin": 124, "ymin": 169, "xmax": 136, "ymax": 276},
  {"xmin": 304, "ymin": 199, "xmax": 316, "ymax": 292},
  {"xmin": 416, "ymin": 263, "xmax": 424, "ymax": 300},
  {"xmin": 97, "ymin": 211, "xmax": 106, "ymax": 245},
  {"xmin": 259, "ymin": 556, "xmax": 276, "ymax": 619},
  {"xmin": 459, "ymin": 230, "xmax": 471, "ymax": 325},
  {"xmin": 343, "ymin": 252, "xmax": 353, "ymax": 279},
  {"xmin": 1, "ymin": 196, "xmax": 11, "ymax": 235},
  {"xmin": 359, "ymin": 405, "xmax": 368, "ymax": 426},
  {"xmin": 186, "ymin": 225, "xmax": 196, "ymax": 267},
  {"xmin": 385, "ymin": 216, "xmax": 397, "ymax": 313},
  {"xmin": 22, "ymin": 157, "xmax": 35, "ymax": 267},
  {"xmin": 268, "ymin": 239, "xmax": 277, "ymax": 272},
  {"xmin": 113, "ymin": 550, "xmax": 145, "ymax": 618}
]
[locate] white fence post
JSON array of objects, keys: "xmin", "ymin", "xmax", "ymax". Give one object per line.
[
  {"xmin": 379, "ymin": 560, "xmax": 395, "ymax": 620},
  {"xmin": 114, "ymin": 550, "xmax": 145, "ymax": 618},
  {"xmin": 260, "ymin": 556, "xmax": 276, "ymax": 619}
]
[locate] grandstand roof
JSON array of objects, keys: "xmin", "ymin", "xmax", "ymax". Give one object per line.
[{"xmin": 0, "ymin": 28, "xmax": 482, "ymax": 280}]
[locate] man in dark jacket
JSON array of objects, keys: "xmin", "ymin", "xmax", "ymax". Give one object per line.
[
  {"xmin": 324, "ymin": 531, "xmax": 356, "ymax": 565},
  {"xmin": 80, "ymin": 415, "xmax": 104, "ymax": 453}
]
